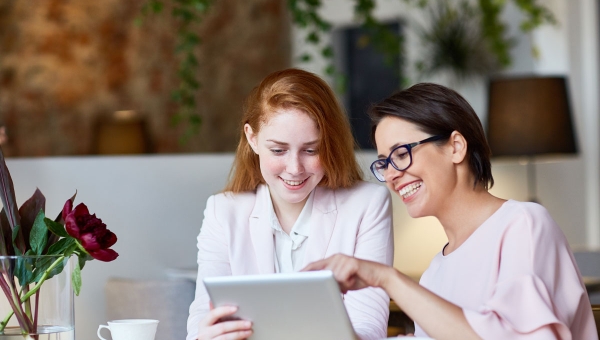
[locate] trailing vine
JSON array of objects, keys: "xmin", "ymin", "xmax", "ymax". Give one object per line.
[
  {"xmin": 287, "ymin": 0, "xmax": 334, "ymax": 75},
  {"xmin": 141, "ymin": 0, "xmax": 213, "ymax": 142},
  {"xmin": 143, "ymin": 0, "xmax": 556, "ymax": 138}
]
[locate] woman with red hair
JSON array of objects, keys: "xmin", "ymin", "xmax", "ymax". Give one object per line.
[{"xmin": 186, "ymin": 68, "xmax": 394, "ymax": 340}]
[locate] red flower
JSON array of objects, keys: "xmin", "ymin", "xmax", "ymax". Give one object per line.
[{"xmin": 62, "ymin": 200, "xmax": 118, "ymax": 262}]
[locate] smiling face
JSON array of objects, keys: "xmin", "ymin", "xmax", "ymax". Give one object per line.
[
  {"xmin": 374, "ymin": 116, "xmax": 458, "ymax": 218},
  {"xmin": 245, "ymin": 108, "xmax": 325, "ymax": 211}
]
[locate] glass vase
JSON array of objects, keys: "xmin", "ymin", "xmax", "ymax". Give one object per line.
[{"xmin": 0, "ymin": 256, "xmax": 74, "ymax": 340}]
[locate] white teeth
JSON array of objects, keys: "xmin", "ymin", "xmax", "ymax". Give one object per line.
[
  {"xmin": 399, "ymin": 182, "xmax": 422, "ymax": 199},
  {"xmin": 283, "ymin": 179, "xmax": 305, "ymax": 186}
]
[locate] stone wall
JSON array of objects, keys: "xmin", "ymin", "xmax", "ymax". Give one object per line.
[{"xmin": 0, "ymin": 0, "xmax": 290, "ymax": 156}]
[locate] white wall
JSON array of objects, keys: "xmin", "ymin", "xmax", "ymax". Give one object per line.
[{"xmin": 292, "ymin": 0, "xmax": 600, "ymax": 273}]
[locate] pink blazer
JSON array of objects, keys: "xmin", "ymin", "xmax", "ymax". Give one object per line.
[{"xmin": 186, "ymin": 181, "xmax": 394, "ymax": 340}]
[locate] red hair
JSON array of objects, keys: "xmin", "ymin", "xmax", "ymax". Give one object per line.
[{"xmin": 224, "ymin": 68, "xmax": 362, "ymax": 193}]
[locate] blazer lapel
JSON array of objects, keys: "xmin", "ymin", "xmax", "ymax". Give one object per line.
[
  {"xmin": 249, "ymin": 185, "xmax": 275, "ymax": 274},
  {"xmin": 302, "ymin": 187, "xmax": 337, "ymax": 268}
]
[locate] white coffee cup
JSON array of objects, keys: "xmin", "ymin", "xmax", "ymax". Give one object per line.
[{"xmin": 97, "ymin": 319, "xmax": 159, "ymax": 340}]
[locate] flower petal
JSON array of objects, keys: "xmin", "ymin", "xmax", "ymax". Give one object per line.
[
  {"xmin": 82, "ymin": 216, "xmax": 105, "ymax": 234},
  {"xmin": 80, "ymin": 233, "xmax": 101, "ymax": 251},
  {"xmin": 65, "ymin": 203, "xmax": 92, "ymax": 239},
  {"xmin": 98, "ymin": 230, "xmax": 117, "ymax": 248},
  {"xmin": 72, "ymin": 203, "xmax": 90, "ymax": 218},
  {"xmin": 62, "ymin": 200, "xmax": 73, "ymax": 221},
  {"xmin": 89, "ymin": 248, "xmax": 119, "ymax": 262},
  {"xmin": 65, "ymin": 215, "xmax": 80, "ymax": 239}
]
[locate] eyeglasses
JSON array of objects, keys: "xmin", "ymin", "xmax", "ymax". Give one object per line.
[{"xmin": 370, "ymin": 135, "xmax": 449, "ymax": 182}]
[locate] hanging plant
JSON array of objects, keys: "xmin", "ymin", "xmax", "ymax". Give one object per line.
[
  {"xmin": 415, "ymin": 1, "xmax": 502, "ymax": 81},
  {"xmin": 140, "ymin": 0, "xmax": 214, "ymax": 142},
  {"xmin": 286, "ymin": 0, "xmax": 336, "ymax": 77},
  {"xmin": 141, "ymin": 0, "xmax": 556, "ymax": 138},
  {"xmin": 288, "ymin": 0, "xmax": 556, "ymax": 84}
]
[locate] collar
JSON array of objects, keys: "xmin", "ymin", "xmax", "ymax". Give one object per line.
[{"xmin": 266, "ymin": 187, "xmax": 314, "ymax": 238}]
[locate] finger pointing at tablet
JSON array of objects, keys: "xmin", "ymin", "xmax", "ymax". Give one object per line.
[
  {"xmin": 303, "ymin": 254, "xmax": 394, "ymax": 293},
  {"xmin": 196, "ymin": 306, "xmax": 253, "ymax": 340}
]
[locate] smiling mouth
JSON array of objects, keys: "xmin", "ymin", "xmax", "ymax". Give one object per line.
[
  {"xmin": 282, "ymin": 178, "xmax": 307, "ymax": 186},
  {"xmin": 399, "ymin": 181, "xmax": 422, "ymax": 199}
]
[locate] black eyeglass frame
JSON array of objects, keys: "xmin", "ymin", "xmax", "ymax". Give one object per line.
[{"xmin": 370, "ymin": 134, "xmax": 449, "ymax": 182}]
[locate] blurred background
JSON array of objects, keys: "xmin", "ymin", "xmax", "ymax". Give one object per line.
[
  {"xmin": 0, "ymin": 0, "xmax": 290, "ymax": 155},
  {"xmin": 1, "ymin": 0, "xmax": 600, "ymax": 338}
]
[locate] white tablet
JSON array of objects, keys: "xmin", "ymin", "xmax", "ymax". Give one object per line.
[{"xmin": 203, "ymin": 270, "xmax": 357, "ymax": 340}]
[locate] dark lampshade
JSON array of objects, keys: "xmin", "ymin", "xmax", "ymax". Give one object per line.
[{"xmin": 486, "ymin": 76, "xmax": 577, "ymax": 157}]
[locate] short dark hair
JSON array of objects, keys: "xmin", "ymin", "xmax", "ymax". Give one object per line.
[{"xmin": 369, "ymin": 83, "xmax": 494, "ymax": 189}]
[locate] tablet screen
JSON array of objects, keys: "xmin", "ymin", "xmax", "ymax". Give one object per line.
[{"xmin": 203, "ymin": 270, "xmax": 357, "ymax": 340}]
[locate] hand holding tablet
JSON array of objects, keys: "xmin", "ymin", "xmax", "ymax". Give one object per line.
[{"xmin": 203, "ymin": 271, "xmax": 357, "ymax": 340}]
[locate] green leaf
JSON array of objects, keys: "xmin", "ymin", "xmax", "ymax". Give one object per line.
[
  {"xmin": 321, "ymin": 46, "xmax": 334, "ymax": 58},
  {"xmin": 170, "ymin": 114, "xmax": 183, "ymax": 126},
  {"xmin": 44, "ymin": 218, "xmax": 69, "ymax": 238},
  {"xmin": 72, "ymin": 261, "xmax": 82, "ymax": 296},
  {"xmin": 30, "ymin": 256, "xmax": 66, "ymax": 284},
  {"xmin": 324, "ymin": 64, "xmax": 335, "ymax": 76},
  {"xmin": 77, "ymin": 253, "xmax": 93, "ymax": 271},
  {"xmin": 30, "ymin": 210, "xmax": 48, "ymax": 255},
  {"xmin": 151, "ymin": 0, "xmax": 164, "ymax": 13},
  {"xmin": 306, "ymin": 31, "xmax": 320, "ymax": 44},
  {"xmin": 299, "ymin": 53, "xmax": 312, "ymax": 62},
  {"xmin": 172, "ymin": 7, "xmax": 196, "ymax": 21},
  {"xmin": 189, "ymin": 114, "xmax": 202, "ymax": 125},
  {"xmin": 193, "ymin": 1, "xmax": 208, "ymax": 12},
  {"xmin": 15, "ymin": 253, "xmax": 34, "ymax": 286},
  {"xmin": 18, "ymin": 188, "xmax": 46, "ymax": 252},
  {"xmin": 47, "ymin": 237, "xmax": 76, "ymax": 256}
]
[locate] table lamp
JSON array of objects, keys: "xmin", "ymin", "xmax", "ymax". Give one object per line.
[{"xmin": 486, "ymin": 76, "xmax": 578, "ymax": 202}]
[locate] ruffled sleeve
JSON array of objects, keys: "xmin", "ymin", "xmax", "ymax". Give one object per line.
[
  {"xmin": 464, "ymin": 274, "xmax": 576, "ymax": 339},
  {"xmin": 463, "ymin": 203, "xmax": 596, "ymax": 339}
]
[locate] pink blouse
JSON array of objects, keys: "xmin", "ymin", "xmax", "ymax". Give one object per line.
[{"xmin": 416, "ymin": 200, "xmax": 597, "ymax": 339}]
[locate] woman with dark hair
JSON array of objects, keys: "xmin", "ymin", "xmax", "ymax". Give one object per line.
[
  {"xmin": 186, "ymin": 68, "xmax": 394, "ymax": 340},
  {"xmin": 305, "ymin": 83, "xmax": 597, "ymax": 339}
]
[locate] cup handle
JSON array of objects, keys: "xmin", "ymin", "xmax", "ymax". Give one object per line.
[{"xmin": 97, "ymin": 324, "xmax": 110, "ymax": 340}]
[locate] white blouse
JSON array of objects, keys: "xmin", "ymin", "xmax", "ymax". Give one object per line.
[{"xmin": 266, "ymin": 188, "xmax": 314, "ymax": 273}]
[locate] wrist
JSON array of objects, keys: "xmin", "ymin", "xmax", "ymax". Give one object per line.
[{"xmin": 379, "ymin": 266, "xmax": 399, "ymax": 291}]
